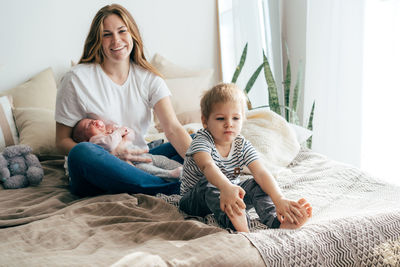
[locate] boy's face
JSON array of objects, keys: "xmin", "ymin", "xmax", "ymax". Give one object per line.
[
  {"xmin": 78, "ymin": 119, "xmax": 107, "ymax": 140},
  {"xmin": 201, "ymin": 101, "xmax": 243, "ymax": 146}
]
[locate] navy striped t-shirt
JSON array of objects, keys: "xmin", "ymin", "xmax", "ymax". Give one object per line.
[{"xmin": 180, "ymin": 128, "xmax": 260, "ymax": 196}]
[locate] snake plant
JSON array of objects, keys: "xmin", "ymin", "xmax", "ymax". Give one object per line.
[{"xmin": 231, "ymin": 43, "xmax": 315, "ymax": 148}]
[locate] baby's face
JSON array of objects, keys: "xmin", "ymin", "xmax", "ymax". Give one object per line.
[{"xmin": 78, "ymin": 118, "xmax": 107, "ymax": 139}]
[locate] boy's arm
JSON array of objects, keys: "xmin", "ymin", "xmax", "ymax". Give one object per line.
[
  {"xmin": 247, "ymin": 159, "xmax": 303, "ymax": 223},
  {"xmin": 193, "ymin": 151, "xmax": 246, "ymax": 217}
]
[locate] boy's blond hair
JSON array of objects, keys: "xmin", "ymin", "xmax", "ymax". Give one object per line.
[{"xmin": 200, "ymin": 83, "xmax": 247, "ymax": 120}]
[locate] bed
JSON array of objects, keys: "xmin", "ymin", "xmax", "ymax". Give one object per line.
[{"xmin": 0, "ymin": 56, "xmax": 399, "ymax": 266}]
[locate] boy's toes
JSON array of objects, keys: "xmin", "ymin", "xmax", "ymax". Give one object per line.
[
  {"xmin": 298, "ymin": 198, "xmax": 307, "ymax": 205},
  {"xmin": 305, "ymin": 206, "xmax": 313, "ymax": 218}
]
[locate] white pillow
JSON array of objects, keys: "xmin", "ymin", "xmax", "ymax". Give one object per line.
[
  {"xmin": 0, "ymin": 96, "xmax": 19, "ymax": 151},
  {"xmin": 289, "ymin": 123, "xmax": 313, "ymax": 145},
  {"xmin": 241, "ymin": 108, "xmax": 300, "ymax": 174}
]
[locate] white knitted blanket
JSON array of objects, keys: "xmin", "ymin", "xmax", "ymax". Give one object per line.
[
  {"xmin": 242, "ymin": 149, "xmax": 400, "ymax": 266},
  {"xmin": 158, "ymin": 148, "xmax": 400, "ymax": 266}
]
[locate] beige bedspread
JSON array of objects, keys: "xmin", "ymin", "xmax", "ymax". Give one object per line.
[{"xmin": 0, "ymin": 158, "xmax": 263, "ymax": 267}]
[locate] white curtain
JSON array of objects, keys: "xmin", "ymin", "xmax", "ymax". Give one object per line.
[
  {"xmin": 361, "ymin": 0, "xmax": 400, "ymax": 185},
  {"xmin": 218, "ymin": 0, "xmax": 283, "ymax": 109},
  {"xmin": 304, "ymin": 0, "xmax": 365, "ymax": 166}
]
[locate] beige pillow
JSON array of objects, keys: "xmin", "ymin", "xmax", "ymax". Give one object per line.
[
  {"xmin": 151, "ymin": 53, "xmax": 214, "ymax": 79},
  {"xmin": 154, "ymin": 74, "xmax": 212, "ymax": 131},
  {"xmin": 13, "ymin": 107, "xmax": 58, "ymax": 156},
  {"xmin": 0, "ymin": 68, "xmax": 57, "ymax": 110},
  {"xmin": 150, "ymin": 53, "xmax": 214, "ymax": 131},
  {"xmin": 155, "ymin": 110, "xmax": 201, "ymax": 132},
  {"xmin": 0, "ymin": 96, "xmax": 19, "ymax": 150}
]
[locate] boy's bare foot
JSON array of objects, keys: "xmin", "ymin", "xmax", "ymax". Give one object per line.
[
  {"xmin": 279, "ymin": 198, "xmax": 312, "ymax": 229},
  {"xmin": 229, "ymin": 208, "xmax": 250, "ymax": 233}
]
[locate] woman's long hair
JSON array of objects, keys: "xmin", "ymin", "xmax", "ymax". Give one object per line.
[{"xmin": 79, "ymin": 4, "xmax": 161, "ymax": 77}]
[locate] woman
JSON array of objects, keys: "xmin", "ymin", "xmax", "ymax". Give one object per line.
[{"xmin": 55, "ymin": 4, "xmax": 192, "ymax": 196}]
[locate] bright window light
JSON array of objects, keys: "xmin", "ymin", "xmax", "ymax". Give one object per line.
[{"xmin": 361, "ymin": 0, "xmax": 400, "ymax": 185}]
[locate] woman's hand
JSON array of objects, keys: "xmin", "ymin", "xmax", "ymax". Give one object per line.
[
  {"xmin": 111, "ymin": 144, "xmax": 152, "ymax": 163},
  {"xmin": 219, "ymin": 184, "xmax": 246, "ymax": 217},
  {"xmin": 274, "ymin": 197, "xmax": 303, "ymax": 224}
]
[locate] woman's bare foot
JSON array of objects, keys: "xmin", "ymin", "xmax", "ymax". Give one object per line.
[{"xmin": 280, "ymin": 198, "xmax": 312, "ymax": 229}]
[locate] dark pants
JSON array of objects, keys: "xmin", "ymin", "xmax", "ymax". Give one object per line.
[{"xmin": 179, "ymin": 178, "xmax": 281, "ymax": 230}]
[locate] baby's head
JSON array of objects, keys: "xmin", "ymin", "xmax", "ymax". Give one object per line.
[
  {"xmin": 200, "ymin": 83, "xmax": 247, "ymax": 141},
  {"xmin": 72, "ymin": 118, "xmax": 107, "ymax": 143}
]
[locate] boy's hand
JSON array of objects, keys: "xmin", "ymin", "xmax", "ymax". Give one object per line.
[
  {"xmin": 219, "ymin": 184, "xmax": 246, "ymax": 217},
  {"xmin": 274, "ymin": 197, "xmax": 303, "ymax": 224}
]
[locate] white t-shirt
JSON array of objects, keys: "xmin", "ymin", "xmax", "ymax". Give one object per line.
[{"xmin": 55, "ymin": 63, "xmax": 170, "ymax": 149}]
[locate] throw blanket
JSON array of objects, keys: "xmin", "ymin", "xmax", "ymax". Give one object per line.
[
  {"xmin": 0, "ymin": 159, "xmax": 263, "ymax": 266},
  {"xmin": 242, "ymin": 149, "xmax": 400, "ymax": 266}
]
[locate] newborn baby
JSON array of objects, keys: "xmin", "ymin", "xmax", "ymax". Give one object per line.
[{"xmin": 72, "ymin": 118, "xmax": 182, "ymax": 181}]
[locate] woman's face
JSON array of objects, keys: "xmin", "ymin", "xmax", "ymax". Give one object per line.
[{"xmin": 101, "ymin": 14, "xmax": 133, "ymax": 64}]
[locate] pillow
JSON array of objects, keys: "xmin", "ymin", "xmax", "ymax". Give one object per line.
[
  {"xmin": 154, "ymin": 75, "xmax": 212, "ymax": 131},
  {"xmin": 150, "ymin": 54, "xmax": 214, "ymax": 131},
  {"xmin": 241, "ymin": 108, "xmax": 300, "ymax": 174},
  {"xmin": 289, "ymin": 123, "xmax": 313, "ymax": 145},
  {"xmin": 0, "ymin": 96, "xmax": 19, "ymax": 151},
  {"xmin": 146, "ymin": 123, "xmax": 203, "ymax": 144},
  {"xmin": 0, "ymin": 68, "xmax": 57, "ymax": 110},
  {"xmin": 155, "ymin": 110, "xmax": 202, "ymax": 132},
  {"xmin": 151, "ymin": 53, "xmax": 214, "ymax": 79},
  {"xmin": 13, "ymin": 107, "xmax": 58, "ymax": 156}
]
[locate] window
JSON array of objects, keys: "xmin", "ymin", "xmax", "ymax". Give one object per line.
[{"xmin": 361, "ymin": 0, "xmax": 400, "ymax": 185}]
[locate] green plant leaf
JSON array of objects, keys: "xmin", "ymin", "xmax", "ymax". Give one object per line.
[
  {"xmin": 244, "ymin": 92, "xmax": 252, "ymax": 110},
  {"xmin": 231, "ymin": 43, "xmax": 248, "ymax": 83},
  {"xmin": 244, "ymin": 63, "xmax": 263, "ymax": 94},
  {"xmin": 282, "ymin": 105, "xmax": 300, "ymax": 125},
  {"xmin": 292, "ymin": 60, "xmax": 303, "ymax": 114},
  {"xmin": 284, "ymin": 60, "xmax": 291, "ymax": 121},
  {"xmin": 262, "ymin": 51, "xmax": 281, "ymax": 115},
  {"xmin": 307, "ymin": 101, "xmax": 315, "ymax": 131},
  {"xmin": 244, "ymin": 62, "xmax": 263, "ymax": 110},
  {"xmin": 306, "ymin": 101, "xmax": 315, "ymax": 149}
]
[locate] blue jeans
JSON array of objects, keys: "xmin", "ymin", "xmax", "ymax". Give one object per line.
[{"xmin": 68, "ymin": 141, "xmax": 183, "ymax": 197}]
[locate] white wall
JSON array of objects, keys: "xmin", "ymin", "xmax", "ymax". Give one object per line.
[{"xmin": 0, "ymin": 0, "xmax": 220, "ymax": 91}]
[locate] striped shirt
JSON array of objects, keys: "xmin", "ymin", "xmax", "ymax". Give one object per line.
[{"xmin": 180, "ymin": 128, "xmax": 260, "ymax": 196}]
